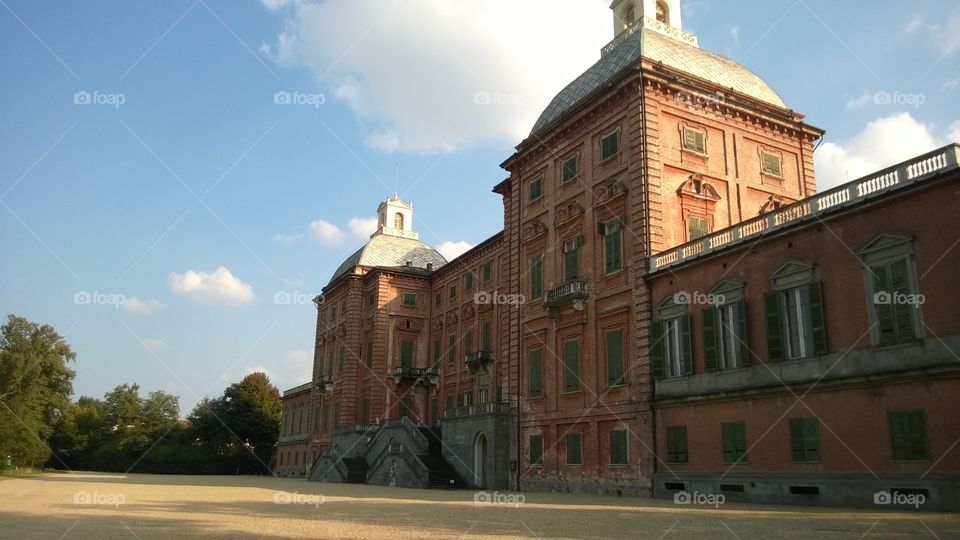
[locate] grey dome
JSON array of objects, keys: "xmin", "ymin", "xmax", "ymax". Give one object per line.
[
  {"xmin": 530, "ymin": 27, "xmax": 787, "ymax": 135},
  {"xmin": 329, "ymin": 233, "xmax": 447, "ymax": 285}
]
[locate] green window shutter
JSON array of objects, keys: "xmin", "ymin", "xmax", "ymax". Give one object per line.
[
  {"xmin": 531, "ymin": 255, "xmax": 543, "ymax": 298},
  {"xmin": 529, "ymin": 349, "xmax": 542, "ymax": 396},
  {"xmin": 433, "ymin": 339, "xmax": 441, "ymax": 367},
  {"xmin": 400, "ymin": 340, "xmax": 414, "ymax": 369},
  {"xmin": 702, "ymin": 307, "xmax": 718, "ymax": 371},
  {"xmin": 564, "ymin": 340, "xmax": 581, "ymax": 392},
  {"xmin": 466, "ymin": 272, "xmax": 473, "ymax": 290},
  {"xmin": 789, "ymin": 418, "xmax": 805, "ymax": 461},
  {"xmin": 481, "ymin": 321, "xmax": 491, "ymax": 351},
  {"xmin": 764, "ymin": 292, "xmax": 784, "ymax": 361},
  {"xmin": 667, "ymin": 426, "xmax": 688, "ymax": 463},
  {"xmin": 566, "ymin": 433, "xmax": 582, "ymax": 464},
  {"xmin": 333, "ymin": 402, "xmax": 340, "ymax": 427},
  {"xmin": 606, "ymin": 329, "xmax": 625, "ymax": 386},
  {"xmin": 338, "ymin": 346, "xmax": 345, "ymax": 371},
  {"xmin": 908, "ymin": 411, "xmax": 928, "ymax": 460},
  {"xmin": 609, "ymin": 430, "xmax": 628, "ymax": 464},
  {"xmin": 464, "ymin": 329, "xmax": 474, "ymax": 355},
  {"xmin": 530, "ymin": 435, "xmax": 544, "ymax": 465},
  {"xmin": 722, "ymin": 422, "xmax": 746, "ymax": 463},
  {"xmin": 889, "ymin": 411, "xmax": 909, "ymax": 460},
  {"xmin": 736, "ymin": 301, "xmax": 749, "ymax": 366},
  {"xmin": 447, "ymin": 335, "xmax": 456, "ymax": 364},
  {"xmin": 361, "ymin": 398, "xmax": 369, "ymax": 424},
  {"xmin": 872, "ymin": 263, "xmax": 895, "ymax": 345},
  {"xmin": 604, "ymin": 227, "xmax": 622, "ymax": 273},
  {"xmin": 680, "ymin": 313, "xmax": 693, "ymax": 375},
  {"xmin": 890, "ymin": 259, "xmax": 916, "ymax": 343},
  {"xmin": 366, "ymin": 341, "xmax": 373, "ymax": 366},
  {"xmin": 807, "ymin": 281, "xmax": 827, "ymax": 354},
  {"xmin": 804, "ymin": 418, "xmax": 821, "ymax": 462},
  {"xmin": 651, "ymin": 320, "xmax": 665, "ymax": 379}
]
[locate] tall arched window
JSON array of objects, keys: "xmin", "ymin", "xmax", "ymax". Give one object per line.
[
  {"xmin": 394, "ymin": 212, "xmax": 404, "ymax": 230},
  {"xmin": 622, "ymin": 6, "xmax": 635, "ymax": 29},
  {"xmin": 656, "ymin": 1, "xmax": 670, "ymax": 24}
]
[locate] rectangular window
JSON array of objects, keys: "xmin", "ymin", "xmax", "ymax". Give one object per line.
[
  {"xmin": 435, "ymin": 292, "xmax": 442, "ymax": 306},
  {"xmin": 870, "ymin": 258, "xmax": 918, "ymax": 346},
  {"xmin": 477, "ymin": 386, "xmax": 489, "ymax": 404},
  {"xmin": 782, "ymin": 286, "xmax": 815, "ymax": 359},
  {"xmin": 529, "ymin": 177, "xmax": 542, "ymax": 201},
  {"xmin": 609, "ymin": 430, "xmax": 628, "ymax": 465},
  {"xmin": 663, "ymin": 317, "xmax": 684, "ymax": 377},
  {"xmin": 464, "ymin": 329, "xmax": 474, "ymax": 355},
  {"xmin": 459, "ymin": 391, "xmax": 472, "ymax": 407},
  {"xmin": 682, "ymin": 127, "xmax": 707, "ymax": 154},
  {"xmin": 330, "ymin": 305, "xmax": 336, "ymax": 319},
  {"xmin": 321, "ymin": 404, "xmax": 329, "ymax": 430},
  {"xmin": 688, "ymin": 216, "xmax": 710, "ymax": 241},
  {"xmin": 481, "ymin": 321, "xmax": 491, "ymax": 352},
  {"xmin": 326, "ymin": 351, "xmax": 333, "ymax": 375},
  {"xmin": 482, "ymin": 262, "xmax": 492, "ymax": 282},
  {"xmin": 402, "ymin": 292, "xmax": 417, "ymax": 306},
  {"xmin": 704, "ymin": 302, "xmax": 747, "ymax": 371},
  {"xmin": 366, "ymin": 341, "xmax": 373, "ymax": 366},
  {"xmin": 603, "ymin": 221, "xmax": 623, "ymax": 273},
  {"xmin": 340, "ymin": 299, "xmax": 347, "ymax": 314},
  {"xmin": 788, "ymin": 417, "xmax": 821, "ymax": 462},
  {"xmin": 600, "ymin": 131, "xmax": 620, "ymax": 161},
  {"xmin": 465, "ymin": 272, "xmax": 474, "ymax": 291},
  {"xmin": 667, "ymin": 426, "xmax": 688, "ymax": 463},
  {"xmin": 529, "ymin": 434, "xmax": 544, "ymax": 466},
  {"xmin": 528, "ymin": 348, "xmax": 543, "ymax": 397},
  {"xmin": 563, "ymin": 237, "xmax": 580, "ymax": 281},
  {"xmin": 433, "ymin": 339, "xmax": 441, "ymax": 367},
  {"xmin": 400, "ymin": 340, "xmax": 414, "ymax": 369},
  {"xmin": 606, "ymin": 329, "xmax": 625, "ymax": 386},
  {"xmin": 562, "ymin": 155, "xmax": 578, "ymax": 182},
  {"xmin": 449, "ymin": 284, "xmax": 457, "ymax": 299},
  {"xmin": 333, "ymin": 402, "xmax": 340, "ymax": 427},
  {"xmin": 721, "ymin": 421, "xmax": 747, "ymax": 463},
  {"xmin": 566, "ymin": 432, "xmax": 582, "ymax": 465},
  {"xmin": 889, "ymin": 410, "xmax": 929, "ymax": 461},
  {"xmin": 762, "ymin": 151, "xmax": 783, "ymax": 177},
  {"xmin": 368, "ymin": 291, "xmax": 376, "ymax": 307},
  {"xmin": 338, "ymin": 345, "xmax": 345, "ymax": 372},
  {"xmin": 447, "ymin": 334, "xmax": 456, "ymax": 364},
  {"xmin": 563, "ymin": 339, "xmax": 581, "ymax": 392},
  {"xmin": 361, "ymin": 398, "xmax": 369, "ymax": 424},
  {"xmin": 530, "ymin": 254, "xmax": 543, "ymax": 298},
  {"xmin": 445, "ymin": 394, "xmax": 453, "ymax": 412}
]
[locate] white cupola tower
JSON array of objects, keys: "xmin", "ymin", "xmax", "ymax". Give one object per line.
[
  {"xmin": 375, "ymin": 197, "xmax": 418, "ymax": 239},
  {"xmin": 610, "ymin": 0, "xmax": 683, "ymax": 36}
]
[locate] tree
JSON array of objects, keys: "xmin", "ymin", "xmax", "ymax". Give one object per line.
[{"xmin": 0, "ymin": 315, "xmax": 76, "ymax": 468}]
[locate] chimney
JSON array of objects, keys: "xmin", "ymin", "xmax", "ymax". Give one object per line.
[{"xmin": 426, "ymin": 263, "xmax": 433, "ymax": 271}]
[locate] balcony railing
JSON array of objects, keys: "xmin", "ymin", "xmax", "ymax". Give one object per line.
[
  {"xmin": 444, "ymin": 402, "xmax": 509, "ymax": 419},
  {"xmin": 389, "ymin": 366, "xmax": 439, "ymax": 385},
  {"xmin": 544, "ymin": 280, "xmax": 588, "ymax": 307},
  {"xmin": 649, "ymin": 144, "xmax": 960, "ymax": 273},
  {"xmin": 465, "ymin": 350, "xmax": 495, "ymax": 372}
]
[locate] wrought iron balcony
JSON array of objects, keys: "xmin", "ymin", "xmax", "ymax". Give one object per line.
[
  {"xmin": 389, "ymin": 366, "xmax": 439, "ymax": 386},
  {"xmin": 464, "ymin": 351, "xmax": 494, "ymax": 373},
  {"xmin": 544, "ymin": 280, "xmax": 588, "ymax": 307},
  {"xmin": 314, "ymin": 374, "xmax": 334, "ymax": 393}
]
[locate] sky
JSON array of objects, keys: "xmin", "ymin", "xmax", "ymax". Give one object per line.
[{"xmin": 1, "ymin": 0, "xmax": 958, "ymax": 415}]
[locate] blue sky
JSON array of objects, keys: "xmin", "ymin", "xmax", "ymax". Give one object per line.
[{"xmin": 1, "ymin": 0, "xmax": 957, "ymax": 414}]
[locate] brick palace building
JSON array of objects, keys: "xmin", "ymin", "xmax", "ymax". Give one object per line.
[{"xmin": 276, "ymin": 0, "xmax": 960, "ymax": 510}]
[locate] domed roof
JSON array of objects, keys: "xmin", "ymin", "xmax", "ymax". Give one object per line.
[
  {"xmin": 329, "ymin": 233, "xmax": 447, "ymax": 285},
  {"xmin": 530, "ymin": 25, "xmax": 787, "ymax": 135}
]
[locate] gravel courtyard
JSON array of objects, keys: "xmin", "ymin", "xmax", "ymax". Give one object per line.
[{"xmin": 1, "ymin": 472, "xmax": 957, "ymax": 539}]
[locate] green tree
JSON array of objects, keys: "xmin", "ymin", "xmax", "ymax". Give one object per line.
[{"xmin": 0, "ymin": 315, "xmax": 76, "ymax": 468}]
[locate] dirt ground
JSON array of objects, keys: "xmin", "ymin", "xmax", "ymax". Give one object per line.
[{"xmin": 0, "ymin": 472, "xmax": 957, "ymax": 539}]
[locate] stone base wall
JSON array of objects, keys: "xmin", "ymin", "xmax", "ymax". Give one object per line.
[{"xmin": 441, "ymin": 410, "xmax": 514, "ymax": 490}]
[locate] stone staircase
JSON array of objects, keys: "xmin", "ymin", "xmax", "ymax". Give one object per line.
[
  {"xmin": 342, "ymin": 457, "xmax": 368, "ymax": 484},
  {"xmin": 418, "ymin": 427, "xmax": 468, "ymax": 489}
]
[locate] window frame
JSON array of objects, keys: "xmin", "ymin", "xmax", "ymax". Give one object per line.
[
  {"xmin": 528, "ymin": 348, "xmax": 543, "ymax": 397},
  {"xmin": 606, "ymin": 328, "xmax": 625, "ymax": 387},
  {"xmin": 681, "ymin": 126, "xmax": 707, "ymax": 155},
  {"xmin": 788, "ymin": 417, "xmax": 821, "ymax": 463},
  {"xmin": 566, "ymin": 432, "xmax": 583, "ymax": 465},
  {"xmin": 666, "ymin": 425, "xmax": 688, "ymax": 463},
  {"xmin": 402, "ymin": 291, "xmax": 417, "ymax": 307},
  {"xmin": 858, "ymin": 235, "xmax": 923, "ymax": 347},
  {"xmin": 609, "ymin": 429, "xmax": 628, "ymax": 465},
  {"xmin": 529, "ymin": 176, "xmax": 543, "ymax": 202},
  {"xmin": 530, "ymin": 254, "xmax": 543, "ymax": 298},
  {"xmin": 562, "ymin": 338, "xmax": 581, "ymax": 393},
  {"xmin": 601, "ymin": 220, "xmax": 623, "ymax": 274},
  {"xmin": 561, "ymin": 154, "xmax": 579, "ymax": 183},
  {"xmin": 529, "ymin": 434, "xmax": 544, "ymax": 466},
  {"xmin": 599, "ymin": 130, "xmax": 620, "ymax": 161},
  {"xmin": 721, "ymin": 421, "xmax": 748, "ymax": 464},
  {"xmin": 761, "ymin": 150, "xmax": 784, "ymax": 178},
  {"xmin": 889, "ymin": 410, "xmax": 929, "ymax": 461}
]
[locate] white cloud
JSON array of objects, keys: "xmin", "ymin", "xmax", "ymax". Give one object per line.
[
  {"xmin": 272, "ymin": 232, "xmax": 304, "ymax": 245},
  {"xmin": 243, "ymin": 349, "xmax": 312, "ymax": 392},
  {"xmin": 814, "ymin": 113, "xmax": 957, "ymax": 190},
  {"xmin": 260, "ymin": 0, "xmax": 611, "ymax": 153},
  {"xmin": 436, "ymin": 240, "xmax": 473, "ymax": 261},
  {"xmin": 169, "ymin": 266, "xmax": 255, "ymax": 306},
  {"xmin": 141, "ymin": 338, "xmax": 168, "ymax": 350},
  {"xmin": 729, "ymin": 26, "xmax": 740, "ymax": 45},
  {"xmin": 121, "ymin": 296, "xmax": 164, "ymax": 315},
  {"xmin": 949, "ymin": 121, "xmax": 960, "ymax": 142},
  {"xmin": 904, "ymin": 12, "xmax": 960, "ymax": 56},
  {"xmin": 347, "ymin": 217, "xmax": 378, "ymax": 238},
  {"xmin": 309, "ymin": 219, "xmax": 347, "ymax": 245},
  {"xmin": 943, "ymin": 75, "xmax": 960, "ymax": 91},
  {"xmin": 845, "ymin": 93, "xmax": 876, "ymax": 110}
]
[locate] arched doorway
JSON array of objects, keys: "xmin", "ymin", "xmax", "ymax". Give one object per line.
[{"xmin": 473, "ymin": 432, "xmax": 487, "ymax": 488}]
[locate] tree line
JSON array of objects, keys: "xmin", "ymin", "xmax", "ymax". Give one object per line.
[{"xmin": 0, "ymin": 315, "xmax": 282, "ymax": 475}]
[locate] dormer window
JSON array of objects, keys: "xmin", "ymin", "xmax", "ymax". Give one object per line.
[
  {"xmin": 656, "ymin": 1, "xmax": 670, "ymax": 24},
  {"xmin": 394, "ymin": 212, "xmax": 404, "ymax": 230}
]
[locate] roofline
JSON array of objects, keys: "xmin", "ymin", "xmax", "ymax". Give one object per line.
[
  {"xmin": 282, "ymin": 382, "xmax": 312, "ymax": 397},
  {"xmin": 432, "ymin": 231, "xmax": 505, "ymax": 276},
  {"xmin": 647, "ymin": 143, "xmax": 960, "ymax": 275}
]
